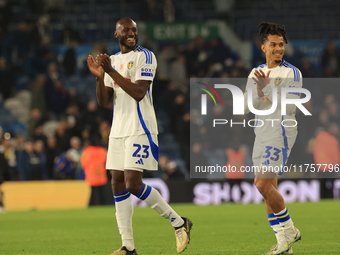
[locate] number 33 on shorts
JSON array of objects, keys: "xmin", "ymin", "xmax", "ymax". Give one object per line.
[{"xmin": 261, "ymin": 145, "xmax": 288, "ymax": 167}]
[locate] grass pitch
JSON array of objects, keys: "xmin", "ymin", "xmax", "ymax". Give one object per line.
[{"xmin": 0, "ymin": 200, "xmax": 339, "ymax": 255}]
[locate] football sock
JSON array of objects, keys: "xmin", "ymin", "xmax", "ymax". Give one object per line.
[
  {"xmin": 136, "ymin": 183, "xmax": 184, "ymax": 228},
  {"xmin": 274, "ymin": 207, "xmax": 296, "ymax": 240},
  {"xmin": 114, "ymin": 191, "xmax": 135, "ymax": 251},
  {"xmin": 268, "ymin": 213, "xmax": 286, "ymax": 245}
]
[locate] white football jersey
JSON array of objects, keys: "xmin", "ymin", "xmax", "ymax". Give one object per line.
[
  {"xmin": 244, "ymin": 60, "xmax": 303, "ymax": 140},
  {"xmin": 104, "ymin": 45, "xmax": 158, "ymax": 138}
]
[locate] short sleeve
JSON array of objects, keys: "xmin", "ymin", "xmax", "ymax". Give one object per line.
[
  {"xmin": 135, "ymin": 51, "xmax": 157, "ymax": 82},
  {"xmin": 104, "ymin": 56, "xmax": 115, "ymax": 88},
  {"xmin": 286, "ymin": 68, "xmax": 303, "ymax": 89},
  {"xmin": 285, "ymin": 68, "xmax": 303, "ymax": 99}
]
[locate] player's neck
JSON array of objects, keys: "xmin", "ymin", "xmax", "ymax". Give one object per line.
[
  {"xmin": 120, "ymin": 45, "xmax": 134, "ymax": 54},
  {"xmin": 266, "ymin": 59, "xmax": 282, "ymax": 69}
]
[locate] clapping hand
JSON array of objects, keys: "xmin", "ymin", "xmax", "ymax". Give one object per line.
[{"xmin": 252, "ymin": 70, "xmax": 271, "ymax": 97}]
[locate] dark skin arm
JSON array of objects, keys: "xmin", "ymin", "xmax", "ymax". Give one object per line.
[
  {"xmin": 98, "ymin": 53, "xmax": 151, "ymax": 102},
  {"xmin": 87, "ymin": 54, "xmax": 113, "ymax": 107}
]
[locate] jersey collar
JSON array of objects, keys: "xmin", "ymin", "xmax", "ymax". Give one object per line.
[
  {"xmin": 279, "ymin": 59, "xmax": 285, "ymax": 67},
  {"xmin": 133, "ymin": 45, "xmax": 141, "ymax": 51}
]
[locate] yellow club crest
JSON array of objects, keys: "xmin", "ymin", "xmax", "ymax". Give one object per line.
[
  {"xmin": 262, "ymin": 96, "xmax": 268, "ymax": 103},
  {"xmin": 274, "ymin": 77, "xmax": 282, "ymax": 86},
  {"xmin": 128, "ymin": 61, "xmax": 134, "ymax": 69}
]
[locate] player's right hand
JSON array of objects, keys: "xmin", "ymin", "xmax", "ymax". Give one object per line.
[
  {"xmin": 87, "ymin": 55, "xmax": 104, "ymax": 78},
  {"xmin": 252, "ymin": 69, "xmax": 271, "ymax": 97}
]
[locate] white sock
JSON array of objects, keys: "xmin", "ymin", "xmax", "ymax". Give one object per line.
[
  {"xmin": 268, "ymin": 213, "xmax": 286, "ymax": 245},
  {"xmin": 114, "ymin": 191, "xmax": 135, "ymax": 251},
  {"xmin": 274, "ymin": 207, "xmax": 296, "ymax": 240},
  {"xmin": 137, "ymin": 183, "xmax": 184, "ymax": 228}
]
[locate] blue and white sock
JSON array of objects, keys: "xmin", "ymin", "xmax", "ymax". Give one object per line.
[
  {"xmin": 268, "ymin": 213, "xmax": 285, "ymax": 245},
  {"xmin": 274, "ymin": 207, "xmax": 296, "ymax": 239},
  {"xmin": 114, "ymin": 191, "xmax": 135, "ymax": 251},
  {"xmin": 136, "ymin": 183, "xmax": 184, "ymax": 228}
]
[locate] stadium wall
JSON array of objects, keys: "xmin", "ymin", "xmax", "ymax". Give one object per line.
[{"xmin": 2, "ymin": 179, "xmax": 339, "ymax": 211}]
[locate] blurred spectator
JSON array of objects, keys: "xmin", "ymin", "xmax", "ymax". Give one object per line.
[
  {"xmin": 27, "ymin": 109, "xmax": 43, "ymax": 138},
  {"xmin": 32, "ymin": 123, "xmax": 47, "ymax": 147},
  {"xmin": 45, "ymin": 79, "xmax": 69, "ymax": 119},
  {"xmin": 29, "ymin": 15, "xmax": 50, "ymax": 46},
  {"xmin": 157, "ymin": 45, "xmax": 171, "ymax": 80},
  {"xmin": 163, "ymin": 82, "xmax": 187, "ymax": 134},
  {"xmin": 99, "ymin": 120, "xmax": 110, "ymax": 147},
  {"xmin": 207, "ymin": 37, "xmax": 233, "ymax": 65},
  {"xmin": 225, "ymin": 140, "xmax": 246, "ymax": 179},
  {"xmin": 182, "ymin": 41, "xmax": 200, "ymax": 77},
  {"xmin": 313, "ymin": 124, "xmax": 340, "ymax": 171},
  {"xmin": 62, "ymin": 39, "xmax": 79, "ymax": 76},
  {"xmin": 46, "ymin": 61, "xmax": 60, "ymax": 83},
  {"xmin": 176, "ymin": 112, "xmax": 190, "ymax": 170},
  {"xmin": 205, "ymin": 105, "xmax": 230, "ymax": 149},
  {"xmin": 0, "ymin": 145, "xmax": 7, "ymax": 211},
  {"xmin": 30, "ymin": 74, "xmax": 47, "ymax": 117},
  {"xmin": 28, "ymin": 0, "xmax": 45, "ymax": 15},
  {"xmin": 169, "ymin": 55, "xmax": 187, "ymax": 91},
  {"xmin": 33, "ymin": 139, "xmax": 47, "ymax": 179},
  {"xmin": 321, "ymin": 41, "xmax": 340, "ymax": 77},
  {"xmin": 163, "ymin": 0, "xmax": 177, "ymax": 22},
  {"xmin": 191, "ymin": 142, "xmax": 208, "ymax": 171},
  {"xmin": 69, "ymin": 136, "xmax": 83, "ymax": 178},
  {"xmin": 328, "ymin": 102, "xmax": 340, "ymax": 125},
  {"xmin": 45, "ymin": 136, "xmax": 58, "ymax": 179},
  {"xmin": 0, "ymin": 128, "xmax": 10, "ymax": 186},
  {"xmin": 162, "ymin": 161, "xmax": 184, "ymax": 181},
  {"xmin": 0, "ymin": 57, "xmax": 15, "ymax": 99},
  {"xmin": 80, "ymin": 138, "xmax": 108, "ymax": 205},
  {"xmin": 0, "ymin": 0, "xmax": 12, "ymax": 38},
  {"xmin": 58, "ymin": 24, "xmax": 81, "ymax": 45},
  {"xmin": 17, "ymin": 139, "xmax": 43, "ymax": 180},
  {"xmin": 54, "ymin": 148, "xmax": 79, "ymax": 180},
  {"xmin": 55, "ymin": 121, "xmax": 71, "ymax": 153},
  {"xmin": 252, "ymin": 37, "xmax": 266, "ymax": 67},
  {"xmin": 11, "ymin": 21, "xmax": 30, "ymax": 51},
  {"xmin": 301, "ymin": 58, "xmax": 316, "ymax": 78},
  {"xmin": 81, "ymin": 100, "xmax": 101, "ymax": 136},
  {"xmin": 2, "ymin": 137, "xmax": 16, "ymax": 176},
  {"xmin": 139, "ymin": 0, "xmax": 160, "ymax": 21},
  {"xmin": 90, "ymin": 43, "xmax": 108, "ymax": 59},
  {"xmin": 35, "ymin": 38, "xmax": 56, "ymax": 72}
]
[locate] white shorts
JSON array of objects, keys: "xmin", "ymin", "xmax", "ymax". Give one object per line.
[
  {"xmin": 252, "ymin": 135, "xmax": 296, "ymax": 176},
  {"xmin": 106, "ymin": 134, "xmax": 159, "ymax": 171}
]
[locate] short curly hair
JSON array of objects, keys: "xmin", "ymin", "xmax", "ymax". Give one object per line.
[{"xmin": 258, "ymin": 22, "xmax": 288, "ymax": 44}]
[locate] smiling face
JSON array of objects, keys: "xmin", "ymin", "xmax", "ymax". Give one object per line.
[
  {"xmin": 261, "ymin": 34, "xmax": 285, "ymax": 67},
  {"xmin": 115, "ymin": 18, "xmax": 138, "ymax": 53}
]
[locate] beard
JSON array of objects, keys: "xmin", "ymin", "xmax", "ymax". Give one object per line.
[
  {"xmin": 274, "ymin": 59, "xmax": 282, "ymax": 64},
  {"xmin": 118, "ymin": 36, "xmax": 138, "ymax": 50}
]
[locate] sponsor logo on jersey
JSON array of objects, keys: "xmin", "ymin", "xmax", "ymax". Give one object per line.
[
  {"xmin": 128, "ymin": 61, "xmax": 134, "ymax": 69},
  {"xmin": 141, "ymin": 72, "xmax": 153, "ymax": 77},
  {"xmin": 119, "ymin": 63, "xmax": 124, "ymax": 71},
  {"xmin": 141, "ymin": 68, "xmax": 154, "ymax": 73},
  {"xmin": 275, "ymin": 77, "xmax": 282, "ymax": 85}
]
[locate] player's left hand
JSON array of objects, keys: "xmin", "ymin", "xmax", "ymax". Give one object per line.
[
  {"xmin": 252, "ymin": 70, "xmax": 271, "ymax": 97},
  {"xmin": 97, "ymin": 54, "xmax": 114, "ymax": 74}
]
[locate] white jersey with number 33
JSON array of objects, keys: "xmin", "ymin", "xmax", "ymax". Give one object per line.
[{"xmin": 104, "ymin": 45, "xmax": 158, "ymax": 138}]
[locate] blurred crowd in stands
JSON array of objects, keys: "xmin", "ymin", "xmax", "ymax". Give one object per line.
[{"xmin": 0, "ymin": 0, "xmax": 340, "ymax": 187}]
